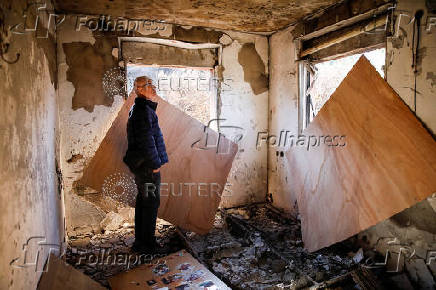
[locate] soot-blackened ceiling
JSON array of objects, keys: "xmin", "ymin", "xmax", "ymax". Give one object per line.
[{"xmin": 54, "ymin": 0, "xmax": 341, "ymax": 33}]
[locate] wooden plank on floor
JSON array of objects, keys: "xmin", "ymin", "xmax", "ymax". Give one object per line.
[
  {"xmin": 109, "ymin": 249, "xmax": 230, "ymax": 289},
  {"xmin": 287, "ymin": 56, "xmax": 436, "ymax": 252},
  {"xmin": 37, "ymin": 254, "xmax": 106, "ymax": 290},
  {"xmin": 78, "ymin": 93, "xmax": 238, "ymax": 234}
]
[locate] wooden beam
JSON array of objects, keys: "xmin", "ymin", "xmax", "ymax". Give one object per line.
[
  {"xmin": 308, "ymin": 29, "xmax": 386, "ymax": 62},
  {"xmin": 293, "ymin": 0, "xmax": 392, "ymax": 40},
  {"xmin": 300, "ymin": 15, "xmax": 387, "ymax": 58}
]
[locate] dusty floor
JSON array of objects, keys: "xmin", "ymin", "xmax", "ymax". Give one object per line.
[
  {"xmin": 66, "ymin": 218, "xmax": 183, "ymax": 287},
  {"xmin": 178, "ymin": 205, "xmax": 358, "ymax": 289},
  {"xmin": 66, "ymin": 203, "xmax": 430, "ymax": 289}
]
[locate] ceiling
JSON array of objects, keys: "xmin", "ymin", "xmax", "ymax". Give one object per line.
[{"xmin": 54, "ymin": 0, "xmax": 341, "ymax": 33}]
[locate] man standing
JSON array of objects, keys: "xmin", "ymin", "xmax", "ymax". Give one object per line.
[{"xmin": 124, "ymin": 76, "xmax": 168, "ymax": 253}]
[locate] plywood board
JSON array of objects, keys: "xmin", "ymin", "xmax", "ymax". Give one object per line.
[
  {"xmin": 37, "ymin": 254, "xmax": 106, "ymax": 290},
  {"xmin": 79, "ymin": 93, "xmax": 237, "ymax": 234},
  {"xmin": 109, "ymin": 250, "xmax": 230, "ymax": 290},
  {"xmin": 287, "ymin": 56, "xmax": 436, "ymax": 252}
]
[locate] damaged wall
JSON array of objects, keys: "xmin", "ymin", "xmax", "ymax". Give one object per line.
[
  {"xmin": 219, "ymin": 30, "xmax": 269, "ymax": 207},
  {"xmin": 57, "ymin": 16, "xmax": 268, "ymax": 233},
  {"xmin": 358, "ymin": 0, "xmax": 436, "ymax": 262},
  {"xmin": 57, "ymin": 15, "xmax": 127, "ymax": 234},
  {"xmin": 268, "ymin": 26, "xmax": 299, "ymax": 215},
  {"xmin": 268, "ymin": 0, "xmax": 435, "ymax": 274},
  {"xmin": 0, "ymin": 0, "xmax": 63, "ymax": 289},
  {"xmin": 122, "ymin": 41, "xmax": 217, "ymax": 67},
  {"xmin": 386, "ymin": 0, "xmax": 436, "ymax": 135}
]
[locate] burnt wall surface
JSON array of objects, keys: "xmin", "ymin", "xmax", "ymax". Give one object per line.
[
  {"xmin": 57, "ymin": 16, "xmax": 269, "ymax": 233},
  {"xmin": 0, "ymin": 1, "xmax": 63, "ymax": 289},
  {"xmin": 122, "ymin": 41, "xmax": 217, "ymax": 67}
]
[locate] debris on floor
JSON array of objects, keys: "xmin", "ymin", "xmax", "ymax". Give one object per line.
[
  {"xmin": 178, "ymin": 204, "xmax": 358, "ymax": 289},
  {"xmin": 109, "ymin": 249, "xmax": 230, "ymax": 289},
  {"xmin": 66, "ymin": 216, "xmax": 183, "ymax": 288},
  {"xmin": 66, "ymin": 203, "xmax": 434, "ymax": 289}
]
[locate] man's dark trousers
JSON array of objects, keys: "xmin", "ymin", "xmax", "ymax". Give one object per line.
[{"xmin": 133, "ymin": 164, "xmax": 160, "ymax": 248}]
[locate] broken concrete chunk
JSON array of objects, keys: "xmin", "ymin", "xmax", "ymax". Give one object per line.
[
  {"xmin": 69, "ymin": 237, "xmax": 91, "ymax": 248},
  {"xmin": 100, "ymin": 211, "xmax": 124, "ymax": 231},
  {"xmin": 122, "ymin": 222, "xmax": 134, "ymax": 228},
  {"xmin": 71, "ymin": 225, "xmax": 93, "ymax": 236},
  {"xmin": 118, "ymin": 207, "xmax": 135, "ymax": 223}
]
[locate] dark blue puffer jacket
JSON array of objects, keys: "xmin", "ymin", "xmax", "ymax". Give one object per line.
[{"xmin": 125, "ymin": 97, "xmax": 168, "ymax": 170}]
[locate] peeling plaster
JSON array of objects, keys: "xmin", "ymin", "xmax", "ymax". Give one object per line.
[
  {"xmin": 238, "ymin": 43, "xmax": 268, "ymax": 95},
  {"xmin": 219, "ymin": 36, "xmax": 269, "ymax": 208},
  {"xmin": 63, "ymin": 38, "xmax": 116, "ymax": 112},
  {"xmin": 58, "ymin": 16, "xmax": 125, "ymax": 231}
]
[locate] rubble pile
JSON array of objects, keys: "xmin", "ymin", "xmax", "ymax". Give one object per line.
[
  {"xmin": 179, "ymin": 205, "xmax": 358, "ymax": 289},
  {"xmin": 66, "ymin": 204, "xmax": 435, "ymax": 289},
  {"xmin": 66, "ymin": 208, "xmax": 183, "ymax": 287}
]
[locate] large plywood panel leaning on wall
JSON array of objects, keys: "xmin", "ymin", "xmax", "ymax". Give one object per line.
[
  {"xmin": 79, "ymin": 92, "xmax": 238, "ymax": 234},
  {"xmin": 287, "ymin": 56, "xmax": 436, "ymax": 252}
]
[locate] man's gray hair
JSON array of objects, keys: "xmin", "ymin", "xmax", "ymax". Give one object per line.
[{"xmin": 134, "ymin": 76, "xmax": 152, "ymax": 88}]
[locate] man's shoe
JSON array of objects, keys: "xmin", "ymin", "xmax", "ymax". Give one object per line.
[
  {"xmin": 131, "ymin": 241, "xmax": 168, "ymax": 255},
  {"xmin": 146, "ymin": 241, "xmax": 169, "ymax": 255},
  {"xmin": 131, "ymin": 242, "xmax": 147, "ymax": 253}
]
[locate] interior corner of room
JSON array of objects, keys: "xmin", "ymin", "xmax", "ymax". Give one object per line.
[{"xmin": 1, "ymin": 0, "xmax": 436, "ymax": 289}]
